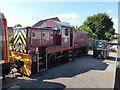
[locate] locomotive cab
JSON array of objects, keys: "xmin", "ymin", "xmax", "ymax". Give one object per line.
[{"xmin": 40, "ymin": 20, "xmax": 74, "ymax": 48}]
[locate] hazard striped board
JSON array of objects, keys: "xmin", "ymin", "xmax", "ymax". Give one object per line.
[{"xmin": 13, "ymin": 29, "xmax": 27, "ymax": 53}]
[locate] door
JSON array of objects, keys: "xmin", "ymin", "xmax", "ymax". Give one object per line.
[
  {"xmin": 62, "ymin": 27, "xmax": 70, "ymax": 48},
  {"xmin": 42, "ymin": 31, "xmax": 49, "ymax": 46},
  {"xmin": 31, "ymin": 30, "xmax": 42, "ymax": 47}
]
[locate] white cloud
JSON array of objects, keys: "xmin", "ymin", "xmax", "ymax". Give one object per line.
[
  {"xmin": 107, "ymin": 10, "xmax": 112, "ymax": 13},
  {"xmin": 112, "ymin": 17, "xmax": 118, "ymax": 25},
  {"xmin": 7, "ymin": 18, "xmax": 21, "ymax": 27},
  {"xmin": 55, "ymin": 13, "xmax": 79, "ymax": 19},
  {"xmin": 112, "ymin": 17, "xmax": 118, "ymax": 33}
]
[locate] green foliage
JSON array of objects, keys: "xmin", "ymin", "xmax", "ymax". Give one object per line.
[
  {"xmin": 83, "ymin": 13, "xmax": 115, "ymax": 40},
  {"xmin": 9, "ymin": 36, "xmax": 14, "ymax": 46},
  {"xmin": 80, "ymin": 26, "xmax": 97, "ymax": 39},
  {"xmin": 73, "ymin": 25, "xmax": 96, "ymax": 40},
  {"xmin": 72, "ymin": 26, "xmax": 79, "ymax": 31},
  {"xmin": 105, "ymin": 32, "xmax": 111, "ymax": 39},
  {"xmin": 14, "ymin": 24, "xmax": 22, "ymax": 28}
]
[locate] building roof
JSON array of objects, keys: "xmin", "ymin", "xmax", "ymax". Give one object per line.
[{"xmin": 33, "ymin": 17, "xmax": 60, "ymax": 27}]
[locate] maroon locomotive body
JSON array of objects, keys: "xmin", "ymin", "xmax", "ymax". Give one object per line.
[
  {"xmin": 29, "ymin": 20, "xmax": 88, "ymax": 54},
  {"xmin": 13, "ymin": 20, "xmax": 88, "ymax": 74}
]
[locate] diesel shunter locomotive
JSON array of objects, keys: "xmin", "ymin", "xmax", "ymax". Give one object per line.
[{"xmin": 11, "ymin": 20, "xmax": 88, "ymax": 76}]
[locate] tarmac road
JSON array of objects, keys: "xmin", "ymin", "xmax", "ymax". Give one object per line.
[{"xmin": 1, "ymin": 50, "xmax": 116, "ymax": 89}]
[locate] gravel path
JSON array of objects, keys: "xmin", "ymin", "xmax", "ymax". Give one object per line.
[{"xmin": 1, "ymin": 50, "xmax": 116, "ymax": 89}]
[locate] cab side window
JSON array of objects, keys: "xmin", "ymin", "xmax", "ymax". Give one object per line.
[
  {"xmin": 53, "ymin": 22, "xmax": 60, "ymax": 34},
  {"xmin": 40, "ymin": 23, "xmax": 46, "ymax": 28},
  {"xmin": 62, "ymin": 28, "xmax": 70, "ymax": 37},
  {"xmin": 65, "ymin": 28, "xmax": 69, "ymax": 36}
]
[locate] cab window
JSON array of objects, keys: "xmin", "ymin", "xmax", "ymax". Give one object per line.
[
  {"xmin": 53, "ymin": 22, "xmax": 60, "ymax": 34},
  {"xmin": 62, "ymin": 28, "xmax": 69, "ymax": 37},
  {"xmin": 65, "ymin": 29, "xmax": 69, "ymax": 36},
  {"xmin": 40, "ymin": 23, "xmax": 46, "ymax": 28}
]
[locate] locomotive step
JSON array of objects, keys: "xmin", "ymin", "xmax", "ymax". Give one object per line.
[
  {"xmin": 69, "ymin": 55, "xmax": 73, "ymax": 57},
  {"xmin": 39, "ymin": 62, "xmax": 44, "ymax": 65},
  {"xmin": 69, "ymin": 58, "xmax": 73, "ymax": 61},
  {"xmin": 55, "ymin": 55, "xmax": 64, "ymax": 59},
  {"xmin": 40, "ymin": 69, "xmax": 47, "ymax": 72},
  {"xmin": 69, "ymin": 50, "xmax": 73, "ymax": 53},
  {"xmin": 38, "ymin": 57, "xmax": 43, "ymax": 60}
]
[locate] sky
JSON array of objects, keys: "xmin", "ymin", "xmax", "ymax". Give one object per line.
[{"xmin": 0, "ymin": 0, "xmax": 119, "ymax": 33}]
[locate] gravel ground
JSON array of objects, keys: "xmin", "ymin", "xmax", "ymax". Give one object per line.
[{"xmin": 1, "ymin": 50, "xmax": 117, "ymax": 89}]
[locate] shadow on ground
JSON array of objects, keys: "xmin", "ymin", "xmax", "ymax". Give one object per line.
[{"xmin": 2, "ymin": 55, "xmax": 109, "ymax": 89}]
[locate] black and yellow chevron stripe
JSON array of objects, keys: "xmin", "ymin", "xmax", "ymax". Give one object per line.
[{"xmin": 14, "ymin": 29, "xmax": 27, "ymax": 53}]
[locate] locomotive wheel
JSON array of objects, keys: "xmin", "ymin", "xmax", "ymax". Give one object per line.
[
  {"xmin": 76, "ymin": 49, "xmax": 82, "ymax": 58},
  {"xmin": 31, "ymin": 54, "xmax": 37, "ymax": 74},
  {"xmin": 60, "ymin": 57, "xmax": 65, "ymax": 64},
  {"xmin": 47, "ymin": 54, "xmax": 57, "ymax": 68},
  {"xmin": 82, "ymin": 48, "xmax": 85, "ymax": 56},
  {"xmin": 60, "ymin": 54, "xmax": 69, "ymax": 63},
  {"xmin": 83, "ymin": 47, "xmax": 88, "ymax": 55}
]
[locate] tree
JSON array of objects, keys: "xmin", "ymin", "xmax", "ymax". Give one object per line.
[
  {"xmin": 14, "ymin": 24, "xmax": 22, "ymax": 28},
  {"xmin": 72, "ymin": 25, "xmax": 79, "ymax": 31},
  {"xmin": 79, "ymin": 25, "xmax": 97, "ymax": 39},
  {"xmin": 9, "ymin": 36, "xmax": 14, "ymax": 46},
  {"xmin": 83, "ymin": 13, "xmax": 115, "ymax": 40}
]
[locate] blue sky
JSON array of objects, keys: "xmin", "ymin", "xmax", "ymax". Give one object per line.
[{"xmin": 0, "ymin": 1, "xmax": 118, "ymax": 32}]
